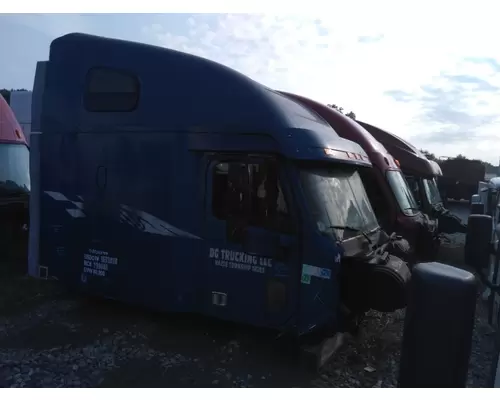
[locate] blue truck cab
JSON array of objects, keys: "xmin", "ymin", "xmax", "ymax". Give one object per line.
[{"xmin": 33, "ymin": 33, "xmax": 410, "ymax": 342}]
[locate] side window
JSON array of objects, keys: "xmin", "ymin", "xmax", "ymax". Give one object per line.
[
  {"xmin": 212, "ymin": 162, "xmax": 249, "ymax": 220},
  {"xmin": 84, "ymin": 67, "xmax": 140, "ymax": 112},
  {"xmin": 212, "ymin": 160, "xmax": 291, "ymax": 232},
  {"xmin": 405, "ymin": 175, "xmax": 421, "ymax": 205}
]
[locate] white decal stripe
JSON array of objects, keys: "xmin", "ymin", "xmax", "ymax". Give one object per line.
[
  {"xmin": 44, "ymin": 191, "xmax": 200, "ymax": 239},
  {"xmin": 45, "ymin": 191, "xmax": 69, "ymax": 202},
  {"xmin": 120, "ymin": 204, "xmax": 202, "ymax": 240},
  {"xmin": 71, "ymin": 201, "xmax": 84, "ymax": 209},
  {"xmin": 66, "ymin": 209, "xmax": 86, "ymax": 218}
]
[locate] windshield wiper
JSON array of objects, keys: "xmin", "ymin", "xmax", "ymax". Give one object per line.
[{"xmin": 326, "ymin": 225, "xmax": 372, "ymax": 244}]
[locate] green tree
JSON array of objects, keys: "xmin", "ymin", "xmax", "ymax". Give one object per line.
[
  {"xmin": 327, "ymin": 103, "xmax": 356, "ymax": 120},
  {"xmin": 420, "ymin": 149, "xmax": 438, "ymax": 162},
  {"xmin": 0, "ymin": 88, "xmax": 29, "ymax": 105},
  {"xmin": 421, "ymin": 150, "xmax": 498, "ymax": 174},
  {"xmin": 0, "ymin": 89, "xmax": 10, "ymax": 104}
]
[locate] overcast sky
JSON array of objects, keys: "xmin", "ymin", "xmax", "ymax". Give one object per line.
[{"xmin": 1, "ymin": 11, "xmax": 499, "ymax": 164}]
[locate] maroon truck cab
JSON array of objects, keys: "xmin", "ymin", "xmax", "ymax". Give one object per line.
[
  {"xmin": 357, "ymin": 121, "xmax": 443, "ymax": 215},
  {"xmin": 278, "ymin": 92, "xmax": 437, "ymax": 261}
]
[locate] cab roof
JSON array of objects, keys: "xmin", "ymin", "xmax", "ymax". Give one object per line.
[
  {"xmin": 38, "ymin": 33, "xmax": 371, "ymax": 166},
  {"xmin": 278, "ymin": 91, "xmax": 398, "ymax": 169},
  {"xmin": 357, "ymin": 120, "xmax": 434, "ymax": 178},
  {"xmin": 429, "ymin": 160, "xmax": 443, "ymax": 176},
  {"xmin": 0, "ymin": 94, "xmax": 27, "ymax": 145}
]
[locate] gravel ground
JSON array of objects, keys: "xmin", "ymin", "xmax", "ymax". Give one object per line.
[
  {"xmin": 0, "ymin": 202, "xmax": 497, "ymax": 388},
  {"xmin": 0, "ymin": 286, "xmax": 406, "ymax": 388}
]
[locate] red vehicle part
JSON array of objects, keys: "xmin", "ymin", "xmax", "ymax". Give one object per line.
[
  {"xmin": 356, "ymin": 121, "xmax": 440, "ymax": 213},
  {"xmin": 0, "ymin": 94, "xmax": 28, "ymax": 145},
  {"xmin": 0, "ymin": 94, "xmax": 30, "ymax": 270}
]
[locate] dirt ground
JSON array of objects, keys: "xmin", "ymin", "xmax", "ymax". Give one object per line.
[{"xmin": 0, "ymin": 205, "xmax": 497, "ymax": 387}]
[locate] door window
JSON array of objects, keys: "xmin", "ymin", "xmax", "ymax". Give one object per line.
[{"xmin": 211, "ymin": 159, "xmax": 292, "ymax": 233}]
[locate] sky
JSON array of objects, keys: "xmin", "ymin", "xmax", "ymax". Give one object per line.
[{"xmin": 1, "ymin": 11, "xmax": 500, "ymax": 164}]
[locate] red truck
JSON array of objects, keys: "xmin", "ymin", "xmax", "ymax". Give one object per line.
[
  {"xmin": 357, "ymin": 120, "xmax": 466, "ymax": 236},
  {"xmin": 357, "ymin": 121, "xmax": 440, "ymax": 214},
  {"xmin": 0, "ymin": 94, "xmax": 30, "ymax": 268},
  {"xmin": 278, "ymin": 92, "xmax": 439, "ymax": 262}
]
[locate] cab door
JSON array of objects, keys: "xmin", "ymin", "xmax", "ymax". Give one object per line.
[{"xmin": 202, "ymin": 154, "xmax": 301, "ymax": 329}]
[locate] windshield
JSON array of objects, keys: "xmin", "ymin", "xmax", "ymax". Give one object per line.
[
  {"xmin": 386, "ymin": 170, "xmax": 419, "ymax": 216},
  {"xmin": 422, "ymin": 178, "xmax": 442, "ymax": 205},
  {"xmin": 300, "ymin": 163, "xmax": 379, "ymax": 241},
  {"xmin": 0, "ymin": 143, "xmax": 30, "ymax": 196}
]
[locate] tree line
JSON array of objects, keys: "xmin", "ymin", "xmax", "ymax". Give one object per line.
[
  {"xmin": 1, "ymin": 88, "xmax": 29, "ymax": 104},
  {"xmin": 419, "ymin": 150, "xmax": 498, "ymax": 174}
]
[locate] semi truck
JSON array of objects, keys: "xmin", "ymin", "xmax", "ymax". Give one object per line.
[
  {"xmin": 31, "ymin": 33, "xmax": 411, "ymax": 364},
  {"xmin": 0, "ymin": 93, "xmax": 30, "ymax": 268}
]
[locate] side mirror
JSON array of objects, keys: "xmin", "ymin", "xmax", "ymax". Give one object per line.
[
  {"xmin": 471, "ymin": 194, "xmax": 481, "ymax": 204},
  {"xmin": 470, "ymin": 202, "xmax": 485, "ymax": 215},
  {"xmin": 464, "ymin": 214, "xmax": 492, "ymax": 270},
  {"xmin": 398, "ymin": 262, "xmax": 477, "ymax": 388}
]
